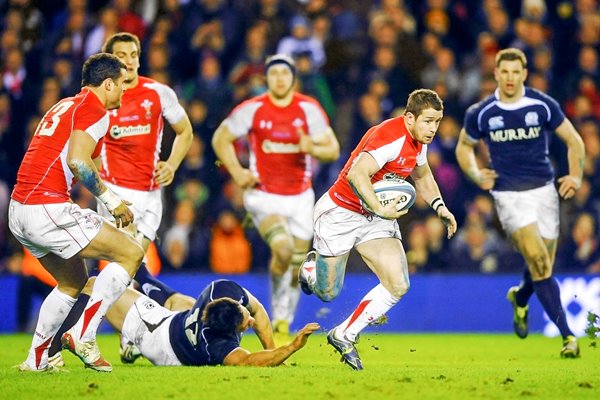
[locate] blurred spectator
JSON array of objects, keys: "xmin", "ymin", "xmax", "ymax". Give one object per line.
[
  {"xmin": 114, "ymin": 0, "xmax": 147, "ymax": 40},
  {"xmin": 277, "ymin": 15, "xmax": 326, "ymax": 69},
  {"xmin": 295, "ymin": 51, "xmax": 335, "ymax": 119},
  {"xmin": 162, "ymin": 199, "xmax": 196, "ymax": 270},
  {"xmin": 228, "ymin": 22, "xmax": 268, "ymax": 102},
  {"xmin": 84, "ymin": 7, "xmax": 119, "ymax": 58},
  {"xmin": 209, "ymin": 209, "xmax": 252, "ymax": 274},
  {"xmin": 558, "ymin": 212, "xmax": 600, "ymax": 273}
]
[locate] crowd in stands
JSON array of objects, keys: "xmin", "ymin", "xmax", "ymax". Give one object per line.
[{"xmin": 2, "ymin": 0, "xmax": 600, "ymax": 279}]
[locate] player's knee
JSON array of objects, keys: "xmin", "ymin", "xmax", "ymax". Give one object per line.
[
  {"xmin": 272, "ymin": 244, "xmax": 293, "ymax": 267},
  {"xmin": 314, "ymin": 284, "xmax": 342, "ymax": 302},
  {"xmin": 388, "ymin": 280, "xmax": 410, "ymax": 298}
]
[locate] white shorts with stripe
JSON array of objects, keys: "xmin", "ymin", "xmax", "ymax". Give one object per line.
[
  {"xmin": 491, "ymin": 183, "xmax": 559, "ymax": 240},
  {"xmin": 96, "ymin": 182, "xmax": 163, "ymax": 241},
  {"xmin": 8, "ymin": 199, "xmax": 105, "ymax": 259},
  {"xmin": 121, "ymin": 296, "xmax": 181, "ymax": 366},
  {"xmin": 243, "ymin": 188, "xmax": 314, "ymax": 241},
  {"xmin": 312, "ymin": 193, "xmax": 401, "ymax": 257}
]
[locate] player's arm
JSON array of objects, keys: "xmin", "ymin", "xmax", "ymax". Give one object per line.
[
  {"xmin": 455, "ymin": 128, "xmax": 497, "ymax": 190},
  {"xmin": 346, "ymin": 152, "xmax": 406, "ymax": 220},
  {"xmin": 67, "ymin": 130, "xmax": 133, "ymax": 227},
  {"xmin": 246, "ymin": 291, "xmax": 276, "ymax": 350},
  {"xmin": 299, "ymin": 126, "xmax": 340, "ymax": 162},
  {"xmin": 554, "ymin": 118, "xmax": 585, "ymax": 199},
  {"xmin": 155, "ymin": 115, "xmax": 194, "ymax": 186},
  {"xmin": 412, "ymin": 163, "xmax": 457, "ymax": 239},
  {"xmin": 212, "ymin": 122, "xmax": 258, "ymax": 188},
  {"xmin": 222, "ymin": 323, "xmax": 320, "ymax": 367}
]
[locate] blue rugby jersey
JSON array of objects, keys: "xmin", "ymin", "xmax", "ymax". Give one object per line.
[
  {"xmin": 168, "ymin": 280, "xmax": 250, "ymax": 366},
  {"xmin": 463, "ymin": 87, "xmax": 565, "ymax": 191}
]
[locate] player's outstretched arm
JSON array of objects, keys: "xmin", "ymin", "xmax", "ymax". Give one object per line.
[
  {"xmin": 247, "ymin": 292, "xmax": 276, "ymax": 350},
  {"xmin": 222, "ymin": 323, "xmax": 320, "ymax": 367}
]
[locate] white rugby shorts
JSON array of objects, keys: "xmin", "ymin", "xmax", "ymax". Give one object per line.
[
  {"xmin": 243, "ymin": 188, "xmax": 314, "ymax": 241},
  {"xmin": 8, "ymin": 199, "xmax": 105, "ymax": 259},
  {"xmin": 121, "ymin": 296, "xmax": 181, "ymax": 366},
  {"xmin": 96, "ymin": 182, "xmax": 163, "ymax": 241},
  {"xmin": 491, "ymin": 183, "xmax": 559, "ymax": 239},
  {"xmin": 312, "ymin": 193, "xmax": 402, "ymax": 257}
]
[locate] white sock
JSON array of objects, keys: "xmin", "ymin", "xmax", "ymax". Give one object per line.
[
  {"xmin": 72, "ymin": 262, "xmax": 131, "ymax": 342},
  {"xmin": 337, "ymin": 284, "xmax": 400, "ymax": 342},
  {"xmin": 270, "ymin": 268, "xmax": 292, "ymax": 322},
  {"xmin": 25, "ymin": 288, "xmax": 76, "ymax": 369}
]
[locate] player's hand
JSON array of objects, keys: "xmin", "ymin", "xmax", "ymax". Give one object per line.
[
  {"xmin": 474, "ymin": 168, "xmax": 497, "ymax": 190},
  {"xmin": 374, "ymin": 196, "xmax": 409, "ymax": 220},
  {"xmin": 298, "ymin": 128, "xmax": 314, "ymax": 155},
  {"xmin": 111, "ymin": 200, "xmax": 134, "ymax": 228},
  {"xmin": 557, "ymin": 175, "xmax": 581, "ymax": 199},
  {"xmin": 437, "ymin": 206, "xmax": 457, "ymax": 239},
  {"xmin": 154, "ymin": 161, "xmax": 175, "ymax": 186},
  {"xmin": 234, "ymin": 169, "xmax": 260, "ymax": 189},
  {"xmin": 292, "ymin": 323, "xmax": 320, "ymax": 349}
]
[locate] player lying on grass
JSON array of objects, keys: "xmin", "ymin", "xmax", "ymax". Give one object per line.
[{"xmin": 62, "ymin": 278, "xmax": 319, "ymax": 367}]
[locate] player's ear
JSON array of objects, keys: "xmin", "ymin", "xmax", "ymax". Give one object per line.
[
  {"xmin": 103, "ymin": 78, "xmax": 114, "ymax": 92},
  {"xmin": 405, "ymin": 111, "xmax": 415, "ymax": 126}
]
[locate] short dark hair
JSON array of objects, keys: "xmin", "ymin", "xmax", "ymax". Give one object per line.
[
  {"xmin": 495, "ymin": 48, "xmax": 527, "ymax": 68},
  {"xmin": 81, "ymin": 53, "xmax": 126, "ymax": 87},
  {"xmin": 201, "ymin": 298, "xmax": 244, "ymax": 334},
  {"xmin": 405, "ymin": 89, "xmax": 443, "ymax": 117},
  {"xmin": 102, "ymin": 32, "xmax": 142, "ymax": 54}
]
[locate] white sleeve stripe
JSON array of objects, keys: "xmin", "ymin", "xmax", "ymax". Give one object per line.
[
  {"xmin": 224, "ymin": 102, "xmax": 262, "ymax": 138},
  {"xmin": 85, "ymin": 113, "xmax": 110, "ymax": 142},
  {"xmin": 367, "ymin": 136, "xmax": 406, "ymax": 168},
  {"xmin": 299, "ymin": 101, "xmax": 328, "ymax": 138},
  {"xmin": 417, "ymin": 144, "xmax": 427, "ymax": 166},
  {"xmin": 144, "ymin": 81, "xmax": 186, "ymax": 124}
]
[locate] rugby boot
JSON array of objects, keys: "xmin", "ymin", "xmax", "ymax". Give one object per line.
[
  {"xmin": 327, "ymin": 328, "xmax": 363, "ymax": 371},
  {"xmin": 506, "ymin": 286, "xmax": 529, "ymax": 338},
  {"xmin": 61, "ymin": 329, "xmax": 112, "ymax": 372}
]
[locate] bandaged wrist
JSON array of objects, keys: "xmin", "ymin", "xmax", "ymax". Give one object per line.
[
  {"xmin": 430, "ymin": 197, "xmax": 445, "ymax": 212},
  {"xmin": 98, "ymin": 189, "xmax": 121, "ymax": 212}
]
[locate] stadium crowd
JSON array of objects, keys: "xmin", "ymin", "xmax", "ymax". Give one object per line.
[{"xmin": 1, "ymin": 0, "xmax": 600, "ymax": 284}]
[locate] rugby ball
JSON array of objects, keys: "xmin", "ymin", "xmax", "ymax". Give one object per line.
[{"xmin": 362, "ymin": 179, "xmax": 417, "ymax": 213}]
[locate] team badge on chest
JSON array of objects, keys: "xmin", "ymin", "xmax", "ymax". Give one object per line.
[{"xmin": 141, "ymin": 99, "xmax": 153, "ymax": 119}]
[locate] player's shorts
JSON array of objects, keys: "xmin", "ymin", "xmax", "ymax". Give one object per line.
[
  {"xmin": 121, "ymin": 296, "xmax": 181, "ymax": 366},
  {"xmin": 491, "ymin": 183, "xmax": 559, "ymax": 239},
  {"xmin": 96, "ymin": 182, "xmax": 162, "ymax": 241},
  {"xmin": 8, "ymin": 199, "xmax": 105, "ymax": 259},
  {"xmin": 243, "ymin": 188, "xmax": 314, "ymax": 241},
  {"xmin": 312, "ymin": 193, "xmax": 401, "ymax": 257}
]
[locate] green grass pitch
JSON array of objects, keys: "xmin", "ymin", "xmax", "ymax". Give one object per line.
[{"xmin": 0, "ymin": 333, "xmax": 598, "ymax": 399}]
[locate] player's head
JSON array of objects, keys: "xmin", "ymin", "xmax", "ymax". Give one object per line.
[
  {"xmin": 404, "ymin": 89, "xmax": 444, "ymax": 144},
  {"xmin": 81, "ymin": 53, "xmax": 127, "ymax": 109},
  {"xmin": 202, "ymin": 298, "xmax": 255, "ymax": 333},
  {"xmin": 265, "ymin": 54, "xmax": 296, "ymax": 100},
  {"xmin": 102, "ymin": 32, "xmax": 142, "ymax": 84},
  {"xmin": 494, "ymin": 48, "xmax": 528, "ymax": 100}
]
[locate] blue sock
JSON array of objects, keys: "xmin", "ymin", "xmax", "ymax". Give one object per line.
[
  {"xmin": 134, "ymin": 262, "xmax": 177, "ymax": 306},
  {"xmin": 515, "ymin": 269, "xmax": 534, "ymax": 307},
  {"xmin": 533, "ymin": 278, "xmax": 573, "ymax": 338}
]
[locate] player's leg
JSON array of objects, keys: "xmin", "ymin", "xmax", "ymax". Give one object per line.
[
  {"xmin": 512, "ymin": 225, "xmax": 578, "ymax": 356},
  {"xmin": 19, "ymin": 253, "xmax": 87, "ymax": 371},
  {"xmin": 336, "ymin": 238, "xmax": 408, "ymax": 340},
  {"xmin": 257, "ymin": 214, "xmax": 295, "ymax": 332},
  {"xmin": 286, "ymin": 237, "xmax": 311, "ymax": 324},
  {"xmin": 61, "ymin": 221, "xmax": 144, "ymax": 371}
]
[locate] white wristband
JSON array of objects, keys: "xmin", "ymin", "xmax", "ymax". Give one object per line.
[{"xmin": 98, "ymin": 189, "xmax": 121, "ymax": 212}]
